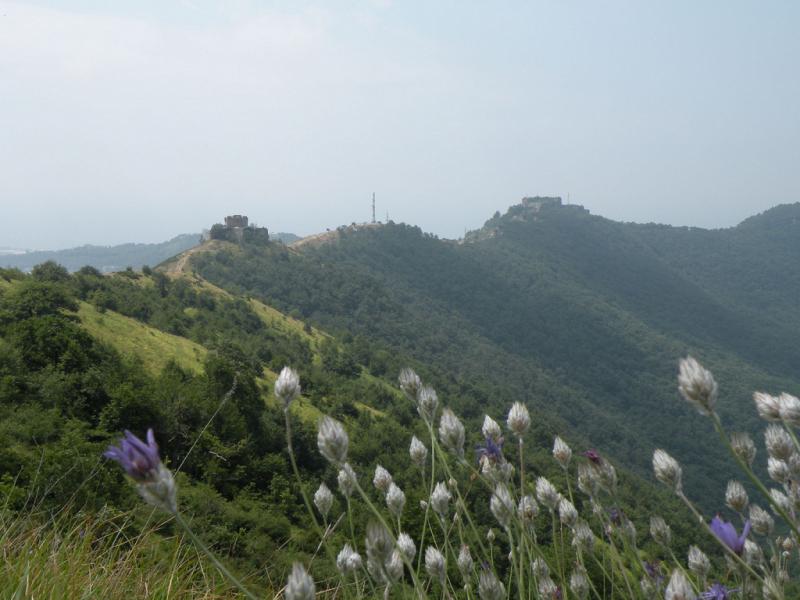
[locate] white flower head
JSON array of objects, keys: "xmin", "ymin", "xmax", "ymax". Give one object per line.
[
  {"xmin": 285, "ymin": 562, "xmax": 315, "ymax": 600},
  {"xmin": 336, "ymin": 544, "xmax": 362, "ymax": 575},
  {"xmin": 313, "ymin": 482, "xmax": 333, "ymax": 518},
  {"xmin": 317, "ymin": 416, "xmax": 348, "ymax": 465},
  {"xmin": 571, "ymin": 520, "xmax": 594, "ymax": 551},
  {"xmin": 553, "ymin": 436, "xmax": 572, "ymax": 469},
  {"xmin": 569, "ymin": 566, "xmax": 590, "ymax": 600},
  {"xmin": 397, "ymin": 532, "xmax": 416, "ymax": 561},
  {"xmin": 439, "ymin": 408, "xmax": 465, "ymax": 458},
  {"xmin": 518, "ymin": 495, "xmax": 539, "ymax": 524},
  {"xmin": 765, "ymin": 424, "xmax": 793, "ymax": 461},
  {"xmin": 490, "ymin": 484, "xmax": 515, "ymax": 528},
  {"xmin": 650, "ymin": 515, "xmax": 671, "ymax": 545},
  {"xmin": 478, "ymin": 569, "xmax": 505, "ymax": 600},
  {"xmin": 424, "ymin": 546, "xmax": 446, "ymax": 582},
  {"xmin": 730, "ymin": 432, "xmax": 757, "ymax": 466},
  {"xmin": 373, "ymin": 465, "xmax": 393, "ymax": 493},
  {"xmin": 337, "ymin": 463, "xmax": 357, "ymax": 498},
  {"xmin": 749, "ymin": 504, "xmax": 774, "ymax": 536},
  {"xmin": 398, "ymin": 368, "xmax": 422, "ymax": 400},
  {"xmin": 531, "ymin": 557, "xmax": 549, "ymax": 579},
  {"xmin": 537, "ymin": 575, "xmax": 557, "ymax": 599},
  {"xmin": 725, "ymin": 480, "xmax": 749, "ymax": 513},
  {"xmin": 386, "ymin": 482, "xmax": 406, "ymax": 517},
  {"xmin": 457, "ymin": 544, "xmax": 474, "ymax": 578},
  {"xmin": 558, "ymin": 497, "xmax": 578, "ymax": 527},
  {"xmin": 275, "ymin": 366, "xmax": 301, "ymax": 408},
  {"xmin": 779, "ymin": 393, "xmax": 800, "ymax": 425},
  {"xmin": 665, "ymin": 569, "xmax": 693, "ymax": 600},
  {"xmin": 430, "ymin": 481, "xmax": 452, "ymax": 519},
  {"xmin": 768, "ymin": 458, "xmax": 790, "ymax": 483},
  {"xmin": 677, "ymin": 356, "xmax": 717, "ymax": 415},
  {"xmin": 652, "ymin": 449, "xmax": 682, "ymax": 492},
  {"xmin": 482, "ymin": 415, "xmax": 502, "ymax": 441},
  {"xmin": 386, "ymin": 550, "xmax": 404, "ymax": 581},
  {"xmin": 416, "ymin": 385, "xmax": 439, "ymax": 423},
  {"xmin": 409, "ymin": 435, "xmax": 428, "ymax": 467},
  {"xmin": 754, "ymin": 391, "xmax": 782, "ymax": 422},
  {"xmin": 688, "ymin": 545, "xmax": 710, "ymax": 579},
  {"xmin": 507, "ymin": 402, "xmax": 530, "ymax": 437},
  {"xmin": 535, "ymin": 476, "xmax": 561, "ymax": 510}
]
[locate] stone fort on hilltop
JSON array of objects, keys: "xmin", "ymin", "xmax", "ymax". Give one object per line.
[{"xmin": 205, "ymin": 215, "xmax": 269, "ymax": 244}]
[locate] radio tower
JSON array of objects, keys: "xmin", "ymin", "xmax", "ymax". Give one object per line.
[{"xmin": 372, "ymin": 193, "xmax": 376, "ymax": 224}]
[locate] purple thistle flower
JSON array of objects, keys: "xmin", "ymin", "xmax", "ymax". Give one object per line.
[
  {"xmin": 709, "ymin": 515, "xmax": 750, "ymax": 555},
  {"xmin": 104, "ymin": 428, "xmax": 177, "ymax": 513},
  {"xmin": 475, "ymin": 435, "xmax": 505, "ymax": 465},
  {"xmin": 104, "ymin": 429, "xmax": 162, "ymax": 481},
  {"xmin": 582, "ymin": 449, "xmax": 601, "ymax": 464},
  {"xmin": 701, "ymin": 583, "xmax": 738, "ymax": 599}
]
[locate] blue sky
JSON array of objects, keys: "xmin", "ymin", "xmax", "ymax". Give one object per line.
[{"xmin": 2, "ymin": 1, "xmax": 799, "ymax": 248}]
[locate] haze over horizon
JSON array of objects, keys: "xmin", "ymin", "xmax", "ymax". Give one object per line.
[{"xmin": 2, "ymin": 1, "xmax": 799, "ymax": 250}]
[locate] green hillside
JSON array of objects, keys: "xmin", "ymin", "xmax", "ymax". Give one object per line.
[{"xmin": 191, "ymin": 199, "xmax": 800, "ymax": 509}]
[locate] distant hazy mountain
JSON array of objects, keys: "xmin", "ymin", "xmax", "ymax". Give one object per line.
[{"xmin": 0, "ymin": 231, "xmax": 300, "ymax": 272}]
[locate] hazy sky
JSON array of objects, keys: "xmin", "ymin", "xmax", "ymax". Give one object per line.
[{"xmin": 2, "ymin": 1, "xmax": 799, "ymax": 249}]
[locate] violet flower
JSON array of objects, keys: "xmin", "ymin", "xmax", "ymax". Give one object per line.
[
  {"xmin": 709, "ymin": 515, "xmax": 750, "ymax": 555},
  {"xmin": 105, "ymin": 428, "xmax": 177, "ymax": 513},
  {"xmin": 476, "ymin": 435, "xmax": 505, "ymax": 465},
  {"xmin": 701, "ymin": 583, "xmax": 738, "ymax": 599},
  {"xmin": 582, "ymin": 449, "xmax": 601, "ymax": 464}
]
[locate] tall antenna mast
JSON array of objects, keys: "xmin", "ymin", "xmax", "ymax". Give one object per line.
[{"xmin": 372, "ymin": 193, "xmax": 376, "ymax": 224}]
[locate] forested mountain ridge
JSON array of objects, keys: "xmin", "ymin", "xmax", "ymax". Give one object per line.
[{"xmin": 190, "ymin": 199, "xmax": 800, "ymax": 510}]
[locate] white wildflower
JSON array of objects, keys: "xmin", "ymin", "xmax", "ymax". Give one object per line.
[
  {"xmin": 730, "ymin": 432, "xmax": 756, "ymax": 466},
  {"xmin": 518, "ymin": 495, "xmax": 539, "ymax": 524},
  {"xmin": 284, "ymin": 563, "xmax": 315, "ymax": 600},
  {"xmin": 482, "ymin": 415, "xmax": 502, "ymax": 441},
  {"xmin": 650, "ymin": 515, "xmax": 671, "ymax": 546},
  {"xmin": 569, "ymin": 566, "xmax": 590, "ymax": 599},
  {"xmin": 373, "ymin": 465, "xmax": 393, "ymax": 493},
  {"xmin": 457, "ymin": 545, "xmax": 474, "ymax": 579},
  {"xmin": 409, "ymin": 435, "xmax": 428, "ymax": 467},
  {"xmin": 313, "ymin": 482, "xmax": 333, "ymax": 518},
  {"xmin": 416, "ymin": 385, "xmax": 439, "ymax": 423},
  {"xmin": 768, "ymin": 457, "xmax": 790, "ymax": 483},
  {"xmin": 317, "ymin": 416, "xmax": 348, "ymax": 465},
  {"xmin": 754, "ymin": 391, "xmax": 782, "ymax": 421},
  {"xmin": 275, "ymin": 366, "xmax": 301, "ymax": 408},
  {"xmin": 386, "ymin": 482, "xmax": 406, "ymax": 517},
  {"xmin": 652, "ymin": 449, "xmax": 682, "ymax": 492},
  {"xmin": 439, "ymin": 408, "xmax": 465, "ymax": 458},
  {"xmin": 553, "ymin": 436, "xmax": 572, "ymax": 469},
  {"xmin": 337, "ymin": 463, "xmax": 357, "ymax": 498},
  {"xmin": 507, "ymin": 402, "xmax": 530, "ymax": 437},
  {"xmin": 765, "ymin": 424, "xmax": 793, "ymax": 461},
  {"xmin": 677, "ymin": 356, "xmax": 717, "ymax": 415},
  {"xmin": 749, "ymin": 504, "xmax": 774, "ymax": 535},
  {"xmin": 396, "ymin": 532, "xmax": 416, "ymax": 561},
  {"xmin": 478, "ymin": 570, "xmax": 505, "ymax": 600},
  {"xmin": 558, "ymin": 497, "xmax": 578, "ymax": 527},
  {"xmin": 688, "ymin": 545, "xmax": 710, "ymax": 579},
  {"xmin": 490, "ymin": 484, "xmax": 515, "ymax": 528},
  {"xmin": 430, "ymin": 481, "xmax": 452, "ymax": 519},
  {"xmin": 725, "ymin": 480, "xmax": 749, "ymax": 513},
  {"xmin": 535, "ymin": 476, "xmax": 561, "ymax": 510},
  {"xmin": 779, "ymin": 392, "xmax": 800, "ymax": 425},
  {"xmin": 424, "ymin": 546, "xmax": 446, "ymax": 582},
  {"xmin": 664, "ymin": 569, "xmax": 693, "ymax": 600}
]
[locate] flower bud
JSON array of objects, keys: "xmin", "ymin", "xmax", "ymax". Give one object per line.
[
  {"xmin": 457, "ymin": 544, "xmax": 474, "ymax": 579},
  {"xmin": 317, "ymin": 416, "xmax": 348, "ymax": 465},
  {"xmin": 687, "ymin": 545, "xmax": 710, "ymax": 579},
  {"xmin": 486, "ymin": 528, "xmax": 496, "ymax": 542},
  {"xmin": 749, "ymin": 504, "xmax": 774, "ymax": 536},
  {"xmin": 558, "ymin": 498, "xmax": 578, "ymax": 528},
  {"xmin": 652, "ymin": 449, "xmax": 682, "ymax": 492},
  {"xmin": 337, "ymin": 544, "xmax": 362, "ymax": 575},
  {"xmin": 490, "ymin": 484, "xmax": 515, "ymax": 528},
  {"xmin": 770, "ymin": 488, "xmax": 791, "ymax": 514},
  {"xmin": 725, "ymin": 480, "xmax": 749, "ymax": 513},
  {"xmin": 482, "ymin": 415, "xmax": 502, "ymax": 441},
  {"xmin": 313, "ymin": 482, "xmax": 333, "ymax": 518},
  {"xmin": 285, "ymin": 563, "xmax": 315, "ymax": 600},
  {"xmin": 439, "ymin": 408, "xmax": 465, "ymax": 458},
  {"xmin": 531, "ymin": 557, "xmax": 549, "ymax": 579},
  {"xmin": 373, "ymin": 465, "xmax": 393, "ymax": 493},
  {"xmin": 650, "ymin": 516, "xmax": 671, "ymax": 546},
  {"xmin": 386, "ymin": 483, "xmax": 406, "ymax": 517},
  {"xmin": 409, "ymin": 435, "xmax": 428, "ymax": 467},
  {"xmin": 275, "ymin": 366, "xmax": 301, "ymax": 408},
  {"xmin": 398, "ymin": 368, "xmax": 421, "ymax": 400},
  {"xmin": 430, "ymin": 481, "xmax": 452, "ymax": 518},
  {"xmin": 754, "ymin": 391, "xmax": 782, "ymax": 421},
  {"xmin": 424, "ymin": 546, "xmax": 446, "ymax": 582},
  {"xmin": 765, "ymin": 425, "xmax": 793, "ymax": 461},
  {"xmin": 743, "ymin": 539, "xmax": 763, "ymax": 566},
  {"xmin": 537, "ymin": 575, "xmax": 557, "ymax": 598},
  {"xmin": 535, "ymin": 476, "xmax": 561, "ymax": 510},
  {"xmin": 569, "ymin": 567, "xmax": 590, "ymax": 600},
  {"xmin": 507, "ymin": 402, "xmax": 530, "ymax": 437},
  {"xmin": 768, "ymin": 458, "xmax": 790, "ymax": 483},
  {"xmin": 677, "ymin": 356, "xmax": 718, "ymax": 415},
  {"xmin": 779, "ymin": 393, "xmax": 800, "ymax": 425},
  {"xmin": 730, "ymin": 432, "xmax": 756, "ymax": 466},
  {"xmin": 553, "ymin": 436, "xmax": 572, "ymax": 469},
  {"xmin": 478, "ymin": 570, "xmax": 505, "ymax": 600},
  {"xmin": 416, "ymin": 385, "xmax": 439, "ymax": 423},
  {"xmin": 397, "ymin": 532, "xmax": 416, "ymax": 561},
  {"xmin": 337, "ymin": 463, "xmax": 357, "ymax": 498},
  {"xmin": 571, "ymin": 520, "xmax": 594, "ymax": 551},
  {"xmin": 518, "ymin": 495, "xmax": 539, "ymax": 524},
  {"xmin": 664, "ymin": 569, "xmax": 693, "ymax": 600},
  {"xmin": 576, "ymin": 463, "xmax": 599, "ymax": 497}
]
